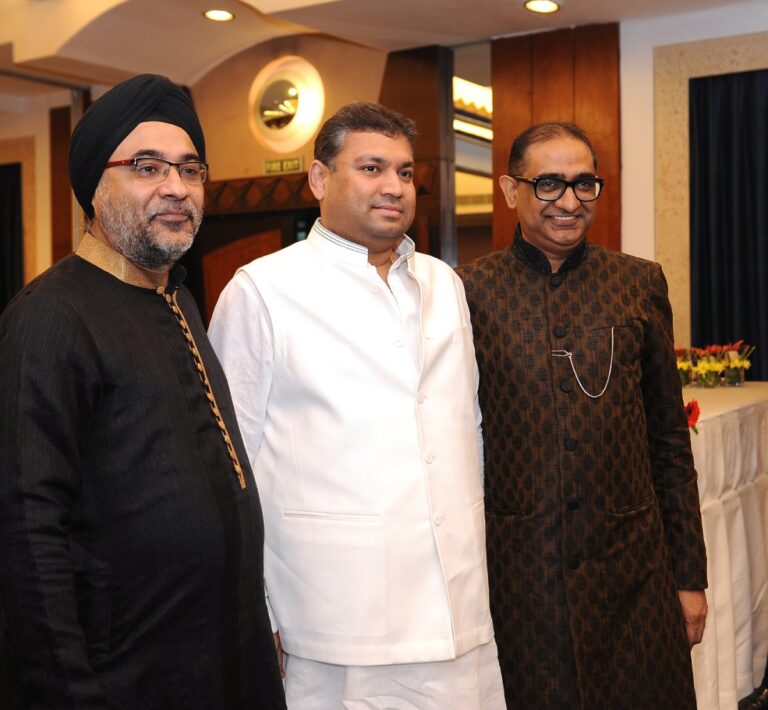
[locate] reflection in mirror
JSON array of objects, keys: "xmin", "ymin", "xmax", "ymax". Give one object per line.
[
  {"xmin": 260, "ymin": 80, "xmax": 299, "ymax": 129},
  {"xmin": 453, "ymin": 41, "xmax": 493, "ymax": 265}
]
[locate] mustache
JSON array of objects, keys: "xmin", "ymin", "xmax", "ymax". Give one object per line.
[
  {"xmin": 149, "ymin": 202, "xmax": 202, "ymax": 221},
  {"xmin": 372, "ymin": 200, "xmax": 403, "ymax": 211}
]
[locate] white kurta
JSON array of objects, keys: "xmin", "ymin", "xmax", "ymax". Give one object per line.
[{"xmin": 209, "ymin": 221, "xmax": 494, "ymax": 668}]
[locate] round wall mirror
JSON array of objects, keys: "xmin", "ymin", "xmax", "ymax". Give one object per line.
[
  {"xmin": 260, "ymin": 80, "xmax": 299, "ymax": 129},
  {"xmin": 248, "ymin": 56, "xmax": 325, "ymax": 154}
]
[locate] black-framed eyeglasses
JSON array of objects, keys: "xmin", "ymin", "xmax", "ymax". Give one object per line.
[
  {"xmin": 105, "ymin": 157, "xmax": 208, "ymax": 184},
  {"xmin": 513, "ymin": 175, "xmax": 604, "ymax": 202}
]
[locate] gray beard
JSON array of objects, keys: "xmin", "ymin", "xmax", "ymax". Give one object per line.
[
  {"xmin": 109, "ymin": 219, "xmax": 196, "ymax": 271},
  {"xmin": 95, "ymin": 183, "xmax": 202, "ymax": 271}
]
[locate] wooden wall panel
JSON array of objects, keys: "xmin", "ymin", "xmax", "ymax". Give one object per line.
[
  {"xmin": 379, "ymin": 46, "xmax": 455, "ymax": 261},
  {"xmin": 202, "ymin": 229, "xmax": 282, "ymax": 323},
  {"xmin": 574, "ymin": 24, "xmax": 621, "ymax": 253},
  {"xmin": 491, "ymin": 23, "xmax": 621, "ymax": 253},
  {"xmin": 491, "ymin": 35, "xmax": 532, "ymax": 251},
  {"xmin": 49, "ymin": 106, "xmax": 72, "ymax": 263},
  {"xmin": 532, "ymin": 29, "xmax": 575, "ymax": 123}
]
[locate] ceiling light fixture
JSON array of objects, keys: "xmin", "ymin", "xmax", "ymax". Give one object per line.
[
  {"xmin": 204, "ymin": 9, "xmax": 235, "ymax": 22},
  {"xmin": 523, "ymin": 0, "xmax": 560, "ymax": 14}
]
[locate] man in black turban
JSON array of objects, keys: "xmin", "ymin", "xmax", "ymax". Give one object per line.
[{"xmin": 0, "ymin": 74, "xmax": 286, "ymax": 709}]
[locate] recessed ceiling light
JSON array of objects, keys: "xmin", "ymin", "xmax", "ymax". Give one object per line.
[
  {"xmin": 524, "ymin": 0, "xmax": 560, "ymax": 13},
  {"xmin": 204, "ymin": 9, "xmax": 234, "ymax": 22}
]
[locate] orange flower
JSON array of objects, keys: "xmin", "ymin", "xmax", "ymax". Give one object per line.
[{"xmin": 685, "ymin": 399, "xmax": 700, "ymax": 434}]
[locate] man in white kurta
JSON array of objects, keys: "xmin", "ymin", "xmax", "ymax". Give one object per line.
[{"xmin": 209, "ymin": 103, "xmax": 504, "ymax": 709}]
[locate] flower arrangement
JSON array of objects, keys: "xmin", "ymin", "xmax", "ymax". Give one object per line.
[
  {"xmin": 685, "ymin": 399, "xmax": 700, "ymax": 434},
  {"xmin": 692, "ymin": 353, "xmax": 725, "ymax": 387},
  {"xmin": 676, "ymin": 341, "xmax": 755, "ymax": 387},
  {"xmin": 676, "ymin": 349, "xmax": 694, "ymax": 386},
  {"xmin": 721, "ymin": 340, "xmax": 755, "ymax": 383}
]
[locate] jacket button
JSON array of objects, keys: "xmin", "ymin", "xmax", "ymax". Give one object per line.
[
  {"xmin": 568, "ymin": 555, "xmax": 581, "ymax": 570},
  {"xmin": 432, "ymin": 513, "xmax": 444, "ymax": 526},
  {"xmin": 417, "ymin": 392, "xmax": 426, "ymax": 403},
  {"xmin": 566, "ymin": 498, "xmax": 581, "ymax": 511},
  {"xmin": 425, "ymin": 453, "xmax": 435, "ymax": 464},
  {"xmin": 565, "ymin": 437, "xmax": 578, "ymax": 451},
  {"xmin": 550, "ymin": 274, "xmax": 563, "ymax": 287},
  {"xmin": 560, "ymin": 380, "xmax": 573, "ymax": 393},
  {"xmin": 554, "ymin": 325, "xmax": 567, "ymax": 338}
]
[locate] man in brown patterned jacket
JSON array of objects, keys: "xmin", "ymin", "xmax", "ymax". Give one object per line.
[{"xmin": 457, "ymin": 122, "xmax": 708, "ymax": 709}]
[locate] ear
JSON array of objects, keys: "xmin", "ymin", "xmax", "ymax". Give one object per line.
[
  {"xmin": 498, "ymin": 175, "xmax": 519, "ymax": 209},
  {"xmin": 308, "ymin": 160, "xmax": 329, "ymax": 201}
]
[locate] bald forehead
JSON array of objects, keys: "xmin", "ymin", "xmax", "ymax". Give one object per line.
[{"xmin": 521, "ymin": 137, "xmax": 595, "ymax": 175}]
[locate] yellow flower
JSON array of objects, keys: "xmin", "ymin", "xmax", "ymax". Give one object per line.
[
  {"xmin": 727, "ymin": 359, "xmax": 751, "ymax": 369},
  {"xmin": 694, "ymin": 360, "xmax": 725, "ymax": 374}
]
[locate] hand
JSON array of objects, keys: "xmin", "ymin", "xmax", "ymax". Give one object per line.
[
  {"xmin": 274, "ymin": 631, "xmax": 285, "ymax": 678},
  {"xmin": 678, "ymin": 589, "xmax": 708, "ymax": 647}
]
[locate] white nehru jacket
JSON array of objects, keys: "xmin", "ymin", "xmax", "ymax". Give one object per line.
[{"xmin": 209, "ymin": 221, "xmax": 493, "ymax": 666}]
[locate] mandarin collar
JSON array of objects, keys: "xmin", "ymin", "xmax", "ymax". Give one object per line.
[
  {"xmin": 308, "ymin": 219, "xmax": 415, "ymax": 267},
  {"xmin": 511, "ymin": 225, "xmax": 587, "ymax": 275},
  {"xmin": 75, "ymin": 232, "xmax": 186, "ymax": 292}
]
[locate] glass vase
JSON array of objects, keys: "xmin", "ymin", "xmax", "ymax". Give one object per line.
[
  {"xmin": 722, "ymin": 367, "xmax": 745, "ymax": 387},
  {"xmin": 697, "ymin": 370, "xmax": 720, "ymax": 388}
]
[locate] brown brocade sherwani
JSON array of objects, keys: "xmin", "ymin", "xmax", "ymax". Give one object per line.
[{"xmin": 457, "ymin": 228, "xmax": 707, "ymax": 710}]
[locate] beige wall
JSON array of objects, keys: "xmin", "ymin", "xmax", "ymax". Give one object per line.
[
  {"xmin": 620, "ymin": 1, "xmax": 768, "ymax": 263},
  {"xmin": 619, "ymin": 0, "xmax": 768, "ymax": 347},
  {"xmin": 654, "ymin": 31, "xmax": 768, "ymax": 347},
  {"xmin": 192, "ymin": 34, "xmax": 387, "ymax": 181}
]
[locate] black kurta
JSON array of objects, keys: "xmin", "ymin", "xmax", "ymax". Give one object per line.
[
  {"xmin": 0, "ymin": 239, "xmax": 285, "ymax": 709},
  {"xmin": 457, "ymin": 230, "xmax": 708, "ymax": 709}
]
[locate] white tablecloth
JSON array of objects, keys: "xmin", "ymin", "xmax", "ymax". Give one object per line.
[{"xmin": 687, "ymin": 382, "xmax": 768, "ymax": 709}]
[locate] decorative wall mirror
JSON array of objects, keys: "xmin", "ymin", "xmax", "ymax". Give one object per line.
[{"xmin": 248, "ymin": 56, "xmax": 325, "ymax": 153}]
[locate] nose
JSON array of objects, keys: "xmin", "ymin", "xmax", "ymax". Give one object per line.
[
  {"xmin": 157, "ymin": 165, "xmax": 190, "ymax": 199},
  {"xmin": 553, "ymin": 184, "xmax": 581, "ymax": 211},
  {"xmin": 380, "ymin": 168, "xmax": 404, "ymax": 196}
]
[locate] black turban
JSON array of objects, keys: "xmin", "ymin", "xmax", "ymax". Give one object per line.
[{"xmin": 68, "ymin": 74, "xmax": 206, "ymax": 218}]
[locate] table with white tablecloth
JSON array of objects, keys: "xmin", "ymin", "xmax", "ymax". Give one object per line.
[{"xmin": 687, "ymin": 382, "xmax": 768, "ymax": 710}]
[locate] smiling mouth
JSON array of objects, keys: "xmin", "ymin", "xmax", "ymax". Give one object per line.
[{"xmin": 548, "ymin": 214, "xmax": 579, "ymax": 226}]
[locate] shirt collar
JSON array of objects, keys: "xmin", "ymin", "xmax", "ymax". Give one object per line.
[
  {"xmin": 309, "ymin": 219, "xmax": 415, "ymax": 267},
  {"xmin": 75, "ymin": 232, "xmax": 185, "ymax": 292},
  {"xmin": 511, "ymin": 224, "xmax": 587, "ymax": 274}
]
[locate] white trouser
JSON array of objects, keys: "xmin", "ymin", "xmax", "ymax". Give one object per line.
[{"xmin": 284, "ymin": 638, "xmax": 506, "ymax": 710}]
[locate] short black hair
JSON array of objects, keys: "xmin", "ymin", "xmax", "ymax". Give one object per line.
[
  {"xmin": 314, "ymin": 102, "xmax": 417, "ymax": 168},
  {"xmin": 507, "ymin": 122, "xmax": 597, "ymax": 175}
]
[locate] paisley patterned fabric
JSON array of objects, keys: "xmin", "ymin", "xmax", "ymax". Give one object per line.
[{"xmin": 457, "ymin": 231, "xmax": 707, "ymax": 709}]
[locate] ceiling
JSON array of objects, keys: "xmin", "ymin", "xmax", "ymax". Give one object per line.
[{"xmin": 0, "ymin": 0, "xmax": 753, "ymax": 102}]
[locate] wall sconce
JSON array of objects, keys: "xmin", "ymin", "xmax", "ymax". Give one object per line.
[{"xmin": 248, "ymin": 56, "xmax": 325, "ymax": 154}]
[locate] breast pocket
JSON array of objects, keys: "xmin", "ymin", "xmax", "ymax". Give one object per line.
[{"xmin": 584, "ymin": 321, "xmax": 643, "ymax": 402}]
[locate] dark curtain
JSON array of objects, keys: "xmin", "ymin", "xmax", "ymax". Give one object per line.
[
  {"xmin": 690, "ymin": 69, "xmax": 768, "ymax": 380},
  {"xmin": 1, "ymin": 163, "xmax": 23, "ymax": 314}
]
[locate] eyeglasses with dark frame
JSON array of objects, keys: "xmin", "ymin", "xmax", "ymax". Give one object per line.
[
  {"xmin": 513, "ymin": 175, "xmax": 604, "ymax": 202},
  {"xmin": 105, "ymin": 157, "xmax": 209, "ymax": 184}
]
